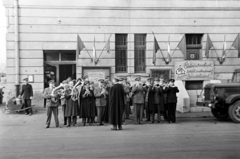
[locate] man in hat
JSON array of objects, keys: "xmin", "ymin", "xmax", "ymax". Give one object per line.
[
  {"xmin": 122, "ymin": 76, "xmax": 131, "ymax": 122},
  {"xmin": 131, "ymin": 77, "xmax": 147, "ymax": 124},
  {"xmin": 109, "ymin": 76, "xmax": 125, "ymax": 130},
  {"xmin": 164, "ymin": 79, "xmax": 179, "ymax": 123},
  {"xmin": 43, "ymin": 80, "xmax": 60, "ymax": 128},
  {"xmin": 94, "ymin": 79, "xmax": 108, "ymax": 126},
  {"xmin": 19, "ymin": 78, "xmax": 33, "ymax": 116},
  {"xmin": 148, "ymin": 77, "xmax": 163, "ymax": 123}
]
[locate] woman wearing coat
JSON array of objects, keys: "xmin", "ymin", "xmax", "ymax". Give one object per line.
[{"xmin": 131, "ymin": 77, "xmax": 147, "ymax": 124}]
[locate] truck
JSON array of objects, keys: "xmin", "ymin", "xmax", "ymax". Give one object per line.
[{"xmin": 198, "ymin": 69, "xmax": 240, "ymax": 123}]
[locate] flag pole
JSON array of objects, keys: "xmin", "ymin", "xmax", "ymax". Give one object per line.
[
  {"xmin": 225, "ymin": 34, "xmax": 238, "ymax": 57},
  {"xmin": 212, "ymin": 45, "xmax": 219, "ymax": 58},
  {"xmin": 97, "ymin": 34, "xmax": 112, "ymax": 62},
  {"xmin": 171, "ymin": 35, "xmax": 184, "ymax": 57},
  {"xmin": 152, "ymin": 32, "xmax": 166, "ymax": 62},
  {"xmin": 85, "ymin": 47, "xmax": 93, "ymax": 62}
]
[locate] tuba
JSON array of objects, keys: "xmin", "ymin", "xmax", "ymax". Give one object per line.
[
  {"xmin": 70, "ymin": 80, "xmax": 82, "ymax": 101},
  {"xmin": 51, "ymin": 84, "xmax": 64, "ymax": 103}
]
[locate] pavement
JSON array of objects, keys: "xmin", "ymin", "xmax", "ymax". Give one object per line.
[{"xmin": 1, "ymin": 104, "xmax": 240, "ymax": 159}]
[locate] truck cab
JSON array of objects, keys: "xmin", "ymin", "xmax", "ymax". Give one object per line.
[{"xmin": 200, "ymin": 69, "xmax": 240, "ymax": 123}]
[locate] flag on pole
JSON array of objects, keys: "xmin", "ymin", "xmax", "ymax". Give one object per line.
[
  {"xmin": 232, "ymin": 34, "xmax": 240, "ymax": 56},
  {"xmin": 93, "ymin": 37, "xmax": 96, "ymax": 62},
  {"xmin": 77, "ymin": 35, "xmax": 85, "ymax": 54},
  {"xmin": 177, "ymin": 35, "xmax": 187, "ymax": 59},
  {"xmin": 153, "ymin": 36, "xmax": 160, "ymax": 65},
  {"xmin": 205, "ymin": 34, "xmax": 214, "ymax": 58},
  {"xmin": 104, "ymin": 35, "xmax": 111, "ymax": 53},
  {"xmin": 167, "ymin": 36, "xmax": 171, "ymax": 62},
  {"xmin": 222, "ymin": 34, "xmax": 227, "ymax": 59}
]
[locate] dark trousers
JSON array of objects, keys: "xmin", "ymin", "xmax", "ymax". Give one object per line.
[
  {"xmin": 24, "ymin": 99, "xmax": 32, "ymax": 114},
  {"xmin": 46, "ymin": 107, "xmax": 59, "ymax": 127},
  {"xmin": 67, "ymin": 116, "xmax": 77, "ymax": 126},
  {"xmin": 164, "ymin": 104, "xmax": 168, "ymax": 120},
  {"xmin": 97, "ymin": 106, "xmax": 105, "ymax": 124},
  {"xmin": 134, "ymin": 104, "xmax": 143, "ymax": 123},
  {"xmin": 168, "ymin": 103, "xmax": 177, "ymax": 122},
  {"xmin": 62, "ymin": 105, "xmax": 67, "ymax": 125},
  {"xmin": 145, "ymin": 102, "xmax": 150, "ymax": 121},
  {"xmin": 151, "ymin": 104, "xmax": 161, "ymax": 122},
  {"xmin": 125, "ymin": 102, "xmax": 130, "ymax": 119}
]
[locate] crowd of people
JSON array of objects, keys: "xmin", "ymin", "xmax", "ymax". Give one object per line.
[{"xmin": 43, "ymin": 75, "xmax": 179, "ymax": 130}]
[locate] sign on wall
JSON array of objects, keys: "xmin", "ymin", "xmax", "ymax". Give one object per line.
[
  {"xmin": 174, "ymin": 61, "xmax": 214, "ymax": 80},
  {"xmin": 82, "ymin": 67, "xmax": 110, "ymax": 86}
]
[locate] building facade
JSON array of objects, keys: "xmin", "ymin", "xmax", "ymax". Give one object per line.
[{"xmin": 2, "ymin": 0, "xmax": 240, "ymax": 110}]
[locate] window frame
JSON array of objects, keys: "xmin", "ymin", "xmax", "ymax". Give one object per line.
[
  {"xmin": 115, "ymin": 34, "xmax": 128, "ymax": 73},
  {"xmin": 134, "ymin": 34, "xmax": 146, "ymax": 73}
]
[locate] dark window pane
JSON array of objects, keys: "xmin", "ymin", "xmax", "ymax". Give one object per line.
[
  {"xmin": 185, "ymin": 81, "xmax": 203, "ymax": 90},
  {"xmin": 61, "ymin": 50, "xmax": 76, "ymax": 61},
  {"xmin": 115, "ymin": 34, "xmax": 127, "ymax": 73},
  {"xmin": 134, "ymin": 34, "xmax": 146, "ymax": 73},
  {"xmin": 44, "ymin": 50, "xmax": 59, "ymax": 61}
]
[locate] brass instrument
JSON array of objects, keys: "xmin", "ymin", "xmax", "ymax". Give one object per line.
[
  {"xmin": 50, "ymin": 84, "xmax": 64, "ymax": 103},
  {"xmin": 70, "ymin": 80, "xmax": 82, "ymax": 101}
]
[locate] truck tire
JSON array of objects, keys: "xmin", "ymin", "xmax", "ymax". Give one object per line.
[
  {"xmin": 211, "ymin": 108, "xmax": 229, "ymax": 121},
  {"xmin": 228, "ymin": 101, "xmax": 240, "ymax": 123}
]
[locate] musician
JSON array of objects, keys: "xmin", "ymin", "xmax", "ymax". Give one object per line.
[
  {"xmin": 131, "ymin": 77, "xmax": 147, "ymax": 124},
  {"xmin": 159, "ymin": 75, "xmax": 167, "ymax": 121},
  {"xmin": 89, "ymin": 81, "xmax": 96, "ymax": 124},
  {"xmin": 147, "ymin": 77, "xmax": 163, "ymax": 123},
  {"xmin": 144, "ymin": 78, "xmax": 152, "ymax": 121},
  {"xmin": 102, "ymin": 76, "xmax": 111, "ymax": 123},
  {"xmin": 19, "ymin": 78, "xmax": 33, "ymax": 116},
  {"xmin": 122, "ymin": 77, "xmax": 130, "ymax": 123},
  {"xmin": 94, "ymin": 79, "xmax": 108, "ymax": 126},
  {"xmin": 164, "ymin": 79, "xmax": 179, "ymax": 123},
  {"xmin": 60, "ymin": 80, "xmax": 68, "ymax": 125},
  {"xmin": 65, "ymin": 80, "xmax": 79, "ymax": 127},
  {"xmin": 80, "ymin": 80, "xmax": 94, "ymax": 126},
  {"xmin": 43, "ymin": 80, "xmax": 60, "ymax": 128}
]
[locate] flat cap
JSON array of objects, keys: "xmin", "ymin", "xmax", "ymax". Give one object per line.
[
  {"xmin": 135, "ymin": 76, "xmax": 141, "ymax": 81},
  {"xmin": 168, "ymin": 79, "xmax": 175, "ymax": 83}
]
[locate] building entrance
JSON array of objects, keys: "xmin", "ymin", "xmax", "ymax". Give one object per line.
[{"xmin": 43, "ymin": 50, "xmax": 77, "ymax": 87}]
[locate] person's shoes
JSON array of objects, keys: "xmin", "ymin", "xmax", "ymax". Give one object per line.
[
  {"xmin": 151, "ymin": 121, "xmax": 154, "ymax": 124},
  {"xmin": 67, "ymin": 125, "xmax": 70, "ymax": 127},
  {"xmin": 25, "ymin": 113, "xmax": 29, "ymax": 115},
  {"xmin": 29, "ymin": 113, "xmax": 32, "ymax": 116},
  {"xmin": 56, "ymin": 125, "xmax": 61, "ymax": 128},
  {"xmin": 111, "ymin": 128, "xmax": 117, "ymax": 131},
  {"xmin": 83, "ymin": 123, "xmax": 86, "ymax": 126},
  {"xmin": 118, "ymin": 127, "xmax": 123, "ymax": 130},
  {"xmin": 45, "ymin": 125, "xmax": 49, "ymax": 129},
  {"xmin": 64, "ymin": 123, "xmax": 67, "ymax": 125}
]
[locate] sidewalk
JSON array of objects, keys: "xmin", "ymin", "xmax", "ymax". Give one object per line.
[{"xmin": 0, "ymin": 103, "xmax": 213, "ymax": 118}]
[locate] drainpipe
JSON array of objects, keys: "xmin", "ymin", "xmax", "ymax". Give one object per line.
[{"xmin": 14, "ymin": 0, "xmax": 20, "ymax": 96}]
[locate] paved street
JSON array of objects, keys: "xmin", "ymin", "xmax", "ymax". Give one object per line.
[{"xmin": 0, "ymin": 107, "xmax": 240, "ymax": 159}]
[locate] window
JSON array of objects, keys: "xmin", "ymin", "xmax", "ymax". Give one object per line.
[
  {"xmin": 185, "ymin": 81, "xmax": 203, "ymax": 90},
  {"xmin": 44, "ymin": 50, "xmax": 59, "ymax": 61},
  {"xmin": 186, "ymin": 34, "xmax": 203, "ymax": 60},
  {"xmin": 44, "ymin": 50, "xmax": 76, "ymax": 61},
  {"xmin": 151, "ymin": 69, "xmax": 171, "ymax": 81},
  {"xmin": 115, "ymin": 34, "xmax": 127, "ymax": 73},
  {"xmin": 134, "ymin": 34, "xmax": 146, "ymax": 73},
  {"xmin": 61, "ymin": 50, "xmax": 76, "ymax": 61}
]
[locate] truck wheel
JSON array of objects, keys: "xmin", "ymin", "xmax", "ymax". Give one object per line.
[
  {"xmin": 211, "ymin": 108, "xmax": 229, "ymax": 121},
  {"xmin": 228, "ymin": 101, "xmax": 240, "ymax": 123}
]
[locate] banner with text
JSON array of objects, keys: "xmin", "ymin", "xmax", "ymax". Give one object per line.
[{"xmin": 174, "ymin": 61, "xmax": 214, "ymax": 80}]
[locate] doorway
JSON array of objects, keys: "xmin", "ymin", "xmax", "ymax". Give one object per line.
[
  {"xmin": 59, "ymin": 64, "xmax": 76, "ymax": 83},
  {"xmin": 43, "ymin": 50, "xmax": 77, "ymax": 87}
]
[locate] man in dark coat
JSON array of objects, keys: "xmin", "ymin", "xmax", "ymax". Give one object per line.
[
  {"xmin": 164, "ymin": 79, "xmax": 179, "ymax": 123},
  {"xmin": 109, "ymin": 76, "xmax": 125, "ymax": 130},
  {"xmin": 19, "ymin": 78, "xmax": 33, "ymax": 116}
]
